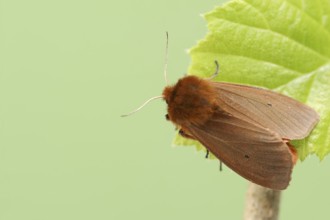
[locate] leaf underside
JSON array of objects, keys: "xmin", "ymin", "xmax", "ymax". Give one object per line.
[{"xmin": 174, "ymin": 0, "xmax": 330, "ymax": 161}]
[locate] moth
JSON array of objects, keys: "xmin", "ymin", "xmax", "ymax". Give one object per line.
[
  {"xmin": 162, "ymin": 62, "xmax": 319, "ymax": 190},
  {"xmin": 122, "ymin": 34, "xmax": 319, "ymax": 190}
]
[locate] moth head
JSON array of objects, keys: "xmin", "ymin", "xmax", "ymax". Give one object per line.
[{"xmin": 162, "ymin": 75, "xmax": 217, "ymax": 126}]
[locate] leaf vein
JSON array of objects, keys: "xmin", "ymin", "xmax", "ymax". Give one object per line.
[{"xmin": 238, "ymin": 0, "xmax": 330, "ymax": 59}]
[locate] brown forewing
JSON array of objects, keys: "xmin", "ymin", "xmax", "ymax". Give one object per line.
[
  {"xmin": 184, "ymin": 111, "xmax": 293, "ymax": 190},
  {"xmin": 212, "ymin": 82, "xmax": 319, "ymax": 140}
]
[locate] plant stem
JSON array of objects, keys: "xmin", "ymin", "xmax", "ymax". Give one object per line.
[{"xmin": 244, "ymin": 183, "xmax": 281, "ymax": 220}]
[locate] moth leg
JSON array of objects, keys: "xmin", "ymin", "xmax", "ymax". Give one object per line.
[
  {"xmin": 204, "ymin": 149, "xmax": 223, "ymax": 171},
  {"xmin": 205, "ymin": 150, "xmax": 209, "ymax": 158},
  {"xmin": 178, "ymin": 128, "xmax": 196, "ymax": 140},
  {"xmin": 165, "ymin": 114, "xmax": 170, "ymax": 121},
  {"xmin": 208, "ymin": 60, "xmax": 220, "ymax": 80},
  {"xmin": 283, "ymin": 139, "xmax": 298, "ymax": 165}
]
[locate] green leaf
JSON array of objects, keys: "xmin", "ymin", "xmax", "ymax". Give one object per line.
[{"xmin": 174, "ymin": 0, "xmax": 330, "ymax": 160}]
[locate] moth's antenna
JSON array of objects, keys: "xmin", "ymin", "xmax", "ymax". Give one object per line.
[
  {"xmin": 164, "ymin": 32, "xmax": 169, "ymax": 85},
  {"xmin": 122, "ymin": 33, "xmax": 169, "ymax": 117},
  {"xmin": 209, "ymin": 60, "xmax": 220, "ymax": 80},
  {"xmin": 121, "ymin": 95, "xmax": 163, "ymax": 117}
]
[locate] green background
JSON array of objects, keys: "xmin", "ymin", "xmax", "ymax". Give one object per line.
[{"xmin": 0, "ymin": 0, "xmax": 329, "ymax": 219}]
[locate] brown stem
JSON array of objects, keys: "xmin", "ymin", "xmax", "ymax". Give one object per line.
[{"xmin": 244, "ymin": 183, "xmax": 281, "ymax": 220}]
